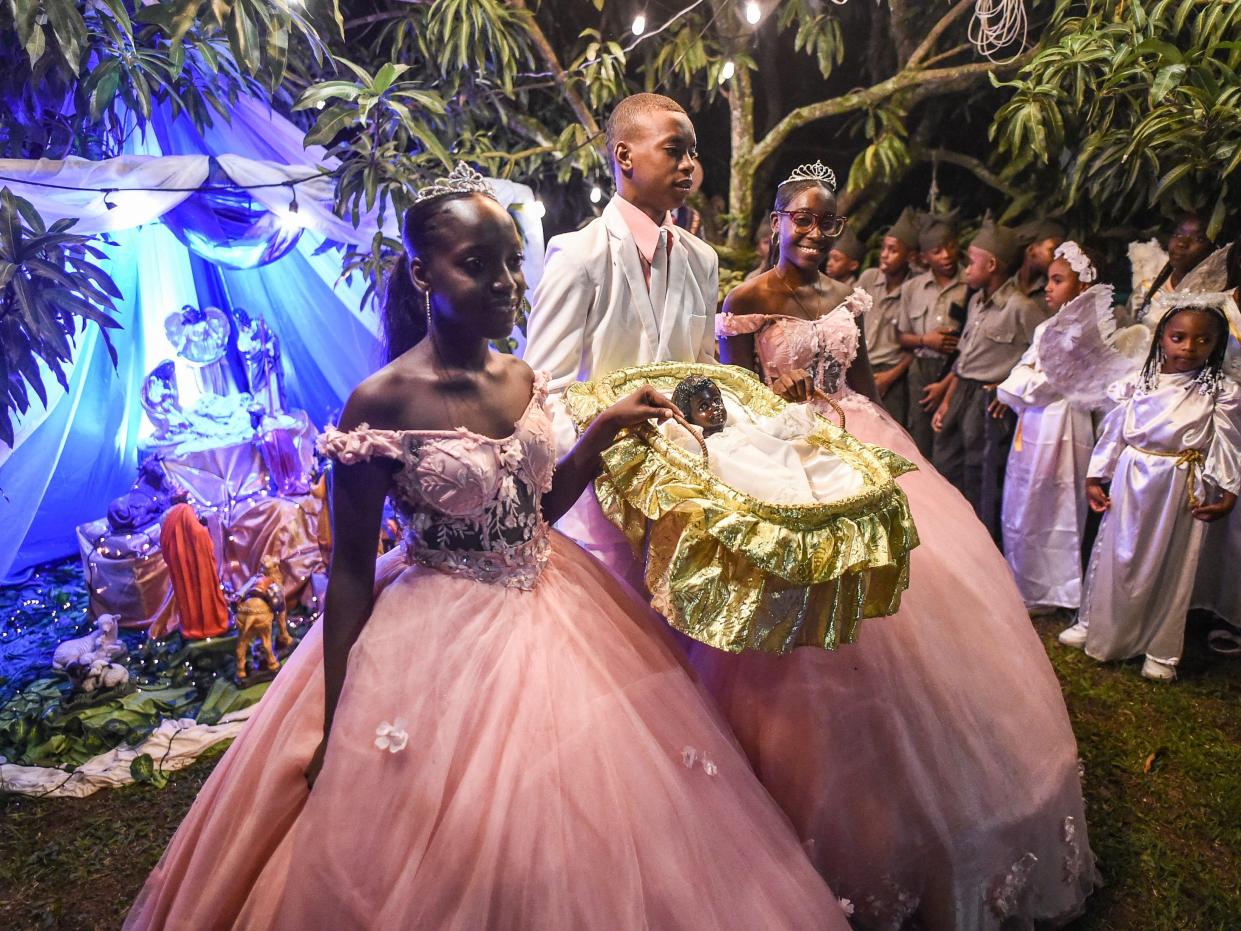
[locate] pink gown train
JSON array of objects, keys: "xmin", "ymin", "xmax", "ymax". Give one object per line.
[
  {"xmin": 705, "ymin": 299, "xmax": 1097, "ymax": 929},
  {"xmin": 125, "ymin": 373, "xmax": 847, "ymax": 930}
]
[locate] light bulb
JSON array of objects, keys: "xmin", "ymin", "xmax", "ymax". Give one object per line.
[
  {"xmin": 527, "ymin": 200, "xmax": 547, "ymax": 220},
  {"xmin": 744, "ymin": 1, "xmax": 761, "ymax": 25},
  {"xmin": 590, "ymin": 186, "xmax": 603, "ymax": 204},
  {"xmin": 719, "ymin": 59, "xmax": 736, "ymax": 83},
  {"xmin": 632, "ymin": 14, "xmax": 646, "ymax": 36}
]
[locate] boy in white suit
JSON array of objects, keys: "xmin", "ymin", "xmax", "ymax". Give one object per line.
[{"xmin": 524, "ymin": 93, "xmax": 719, "ymax": 585}]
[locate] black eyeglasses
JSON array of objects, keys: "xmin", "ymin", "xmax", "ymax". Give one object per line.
[{"xmin": 777, "ymin": 210, "xmax": 847, "ymax": 237}]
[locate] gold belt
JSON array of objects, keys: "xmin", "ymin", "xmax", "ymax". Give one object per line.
[{"xmin": 1132, "ymin": 445, "xmax": 1206, "ymax": 509}]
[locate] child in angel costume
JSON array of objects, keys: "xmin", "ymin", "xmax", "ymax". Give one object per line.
[
  {"xmin": 125, "ymin": 166, "xmax": 852, "ymax": 930},
  {"xmin": 995, "ymin": 241, "xmax": 1112, "ymax": 613},
  {"xmin": 698, "ymin": 160, "xmax": 1096, "ymax": 930},
  {"xmin": 1058, "ymin": 290, "xmax": 1241, "ymax": 681}
]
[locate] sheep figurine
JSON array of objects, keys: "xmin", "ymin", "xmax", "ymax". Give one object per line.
[
  {"xmin": 52, "ymin": 613, "xmax": 127, "ymax": 671},
  {"xmin": 75, "ymin": 659, "xmax": 130, "ymax": 694}
]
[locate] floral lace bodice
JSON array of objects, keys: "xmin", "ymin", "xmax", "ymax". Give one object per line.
[
  {"xmin": 318, "ymin": 373, "xmax": 557, "ymax": 589},
  {"xmin": 717, "ymin": 288, "xmax": 872, "ymax": 403}
]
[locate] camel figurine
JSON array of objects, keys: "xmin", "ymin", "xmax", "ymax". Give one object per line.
[{"xmin": 233, "ymin": 556, "xmax": 292, "ymax": 681}]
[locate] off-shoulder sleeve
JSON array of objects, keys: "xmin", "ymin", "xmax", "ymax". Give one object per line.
[
  {"xmin": 716, "ymin": 313, "xmax": 767, "ymax": 337},
  {"xmin": 840, "ymin": 287, "xmax": 873, "ymax": 318},
  {"xmin": 1205, "ymin": 380, "xmax": 1241, "ymax": 495},
  {"xmin": 318, "ymin": 424, "xmax": 406, "ymax": 465}
]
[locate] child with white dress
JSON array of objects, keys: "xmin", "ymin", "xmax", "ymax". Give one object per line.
[
  {"xmin": 996, "ymin": 242, "xmax": 1103, "ymax": 613},
  {"xmin": 1060, "ymin": 295, "xmax": 1241, "ymax": 680}
]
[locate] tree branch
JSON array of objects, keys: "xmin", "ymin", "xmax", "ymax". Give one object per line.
[
  {"xmin": 886, "ymin": 0, "xmax": 918, "ymax": 66},
  {"xmin": 921, "ymin": 43, "xmax": 971, "ymax": 69},
  {"xmin": 908, "ymin": 0, "xmax": 976, "ymax": 68},
  {"xmin": 506, "ymin": 0, "xmax": 606, "ymax": 160},
  {"xmin": 922, "ymin": 147, "xmax": 1017, "ymax": 196},
  {"xmin": 749, "ymin": 55, "xmax": 1031, "ymax": 172}
]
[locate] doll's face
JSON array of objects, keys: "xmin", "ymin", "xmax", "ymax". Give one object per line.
[{"xmin": 687, "ymin": 385, "xmax": 726, "ymax": 435}]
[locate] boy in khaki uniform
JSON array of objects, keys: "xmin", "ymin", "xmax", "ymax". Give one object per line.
[
  {"xmin": 857, "ymin": 208, "xmax": 918, "ymax": 424},
  {"xmin": 931, "ymin": 218, "xmax": 1044, "ymax": 542},
  {"xmin": 826, "ymin": 227, "xmax": 863, "ymax": 288},
  {"xmin": 896, "ymin": 214, "xmax": 969, "ymax": 458}
]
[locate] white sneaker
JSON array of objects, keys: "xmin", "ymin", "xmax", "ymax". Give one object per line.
[
  {"xmin": 1141, "ymin": 656, "xmax": 1177, "ymax": 681},
  {"xmin": 1058, "ymin": 621, "xmax": 1089, "ymax": 648}
]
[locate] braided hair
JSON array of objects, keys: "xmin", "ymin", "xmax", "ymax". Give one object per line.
[{"xmin": 1140, "ymin": 303, "xmax": 1230, "ymax": 395}]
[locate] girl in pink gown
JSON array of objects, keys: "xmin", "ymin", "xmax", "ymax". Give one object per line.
[
  {"xmin": 126, "ymin": 170, "xmax": 848, "ymax": 930},
  {"xmin": 707, "ymin": 164, "xmax": 1097, "ymax": 929}
]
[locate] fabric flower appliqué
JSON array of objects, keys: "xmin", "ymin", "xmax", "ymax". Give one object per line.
[
  {"xmin": 498, "ymin": 474, "xmax": 520, "ymax": 506},
  {"xmin": 375, "ymin": 718, "xmax": 409, "ymax": 753},
  {"xmin": 497, "ymin": 438, "xmax": 524, "ymax": 471},
  {"xmin": 680, "ymin": 745, "xmax": 718, "ymax": 776}
]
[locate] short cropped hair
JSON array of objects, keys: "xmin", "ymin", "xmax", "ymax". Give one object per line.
[{"xmin": 605, "ymin": 93, "xmax": 687, "ymax": 157}]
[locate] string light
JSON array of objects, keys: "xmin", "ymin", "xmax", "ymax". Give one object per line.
[
  {"xmin": 744, "ymin": 1, "xmax": 761, "ymax": 25},
  {"xmin": 719, "ymin": 60, "xmax": 736, "ymax": 83},
  {"xmin": 631, "ymin": 13, "xmax": 647, "ymax": 36},
  {"xmin": 527, "ymin": 200, "xmax": 547, "ymax": 220},
  {"xmin": 589, "ymin": 185, "xmax": 603, "ymax": 204}
]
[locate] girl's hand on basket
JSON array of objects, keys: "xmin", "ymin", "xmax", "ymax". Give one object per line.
[
  {"xmin": 598, "ymin": 386, "xmax": 679, "ymax": 436},
  {"xmin": 771, "ymin": 371, "xmax": 813, "ymax": 403}
]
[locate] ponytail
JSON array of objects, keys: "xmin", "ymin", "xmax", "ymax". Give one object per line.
[{"xmin": 381, "ymin": 253, "xmax": 426, "ymax": 363}]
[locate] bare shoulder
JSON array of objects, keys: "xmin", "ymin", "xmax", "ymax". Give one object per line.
[
  {"xmin": 338, "ymin": 351, "xmax": 436, "ymax": 433},
  {"xmin": 721, "ymin": 274, "xmax": 772, "ymax": 317}
]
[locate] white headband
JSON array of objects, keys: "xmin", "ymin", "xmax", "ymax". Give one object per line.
[{"xmin": 1053, "ymin": 240, "xmax": 1096, "ymax": 284}]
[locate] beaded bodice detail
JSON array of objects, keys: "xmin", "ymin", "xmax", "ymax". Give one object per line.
[
  {"xmin": 319, "ymin": 373, "xmax": 557, "ymax": 589},
  {"xmin": 717, "ymin": 288, "xmax": 872, "ymax": 402}
]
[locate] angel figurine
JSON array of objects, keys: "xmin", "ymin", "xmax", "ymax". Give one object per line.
[
  {"xmin": 164, "ymin": 304, "xmax": 237, "ymax": 396},
  {"xmin": 235, "ymin": 308, "xmax": 286, "ymax": 414}
]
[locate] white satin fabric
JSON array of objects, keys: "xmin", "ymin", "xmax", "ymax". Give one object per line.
[
  {"xmin": 663, "ymin": 401, "xmax": 865, "ymax": 504},
  {"xmin": 996, "ymin": 322, "xmax": 1098, "ymax": 609},
  {"xmin": 1081, "ymin": 373, "xmax": 1241, "ymax": 663}
]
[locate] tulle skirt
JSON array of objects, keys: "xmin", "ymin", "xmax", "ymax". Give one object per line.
[
  {"xmin": 689, "ymin": 395, "xmax": 1097, "ymax": 930},
  {"xmin": 127, "ymin": 535, "xmax": 847, "ymax": 930}
]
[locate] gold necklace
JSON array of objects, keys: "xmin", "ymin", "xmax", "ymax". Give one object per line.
[{"xmin": 775, "ymin": 270, "xmax": 825, "ymax": 320}]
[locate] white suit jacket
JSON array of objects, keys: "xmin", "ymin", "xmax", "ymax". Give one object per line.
[{"xmin": 524, "ymin": 196, "xmax": 719, "ymax": 397}]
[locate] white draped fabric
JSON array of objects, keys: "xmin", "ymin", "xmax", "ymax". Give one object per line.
[{"xmin": 0, "ymin": 101, "xmax": 543, "ymax": 579}]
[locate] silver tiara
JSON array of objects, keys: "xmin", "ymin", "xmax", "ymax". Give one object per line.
[
  {"xmin": 412, "ymin": 162, "xmax": 495, "ymax": 204},
  {"xmin": 778, "ymin": 161, "xmax": 837, "ymax": 192}
]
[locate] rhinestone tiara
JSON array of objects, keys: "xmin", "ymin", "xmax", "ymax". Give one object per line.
[
  {"xmin": 778, "ymin": 160, "xmax": 837, "ymax": 192},
  {"xmin": 412, "ymin": 162, "xmax": 495, "ymax": 204}
]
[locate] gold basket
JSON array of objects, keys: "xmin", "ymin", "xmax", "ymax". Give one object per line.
[{"xmin": 564, "ymin": 362, "xmax": 920, "ymax": 654}]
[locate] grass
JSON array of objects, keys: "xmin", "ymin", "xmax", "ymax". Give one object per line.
[{"xmin": 0, "ymin": 618, "xmax": 1238, "ymax": 930}]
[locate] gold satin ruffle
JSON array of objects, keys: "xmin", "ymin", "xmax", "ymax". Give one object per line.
[{"xmin": 564, "ymin": 362, "xmax": 920, "ymax": 654}]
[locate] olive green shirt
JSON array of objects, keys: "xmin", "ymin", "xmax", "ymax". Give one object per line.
[
  {"xmin": 857, "ymin": 267, "xmax": 909, "ymax": 369},
  {"xmin": 897, "ymin": 269, "xmax": 969, "ymax": 360},
  {"xmin": 952, "ymin": 277, "xmax": 1045, "ymax": 384}
]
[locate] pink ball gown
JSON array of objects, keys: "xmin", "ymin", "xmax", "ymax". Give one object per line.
[
  {"xmin": 125, "ymin": 372, "xmax": 849, "ymax": 931},
  {"xmin": 708, "ymin": 300, "xmax": 1097, "ymax": 929}
]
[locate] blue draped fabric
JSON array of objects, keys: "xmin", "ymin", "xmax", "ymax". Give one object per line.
[{"xmin": 0, "ymin": 112, "xmax": 383, "ymax": 581}]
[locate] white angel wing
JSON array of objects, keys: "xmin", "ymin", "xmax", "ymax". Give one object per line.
[{"xmin": 1037, "ymin": 284, "xmax": 1150, "ymax": 411}]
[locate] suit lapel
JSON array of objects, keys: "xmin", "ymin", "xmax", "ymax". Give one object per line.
[{"xmin": 603, "ymin": 201, "xmax": 660, "ymax": 353}]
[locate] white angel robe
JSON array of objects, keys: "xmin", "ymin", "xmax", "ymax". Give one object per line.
[
  {"xmin": 1080, "ymin": 373, "xmax": 1241, "ymax": 664},
  {"xmin": 996, "ymin": 320, "xmax": 1098, "ymax": 610}
]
